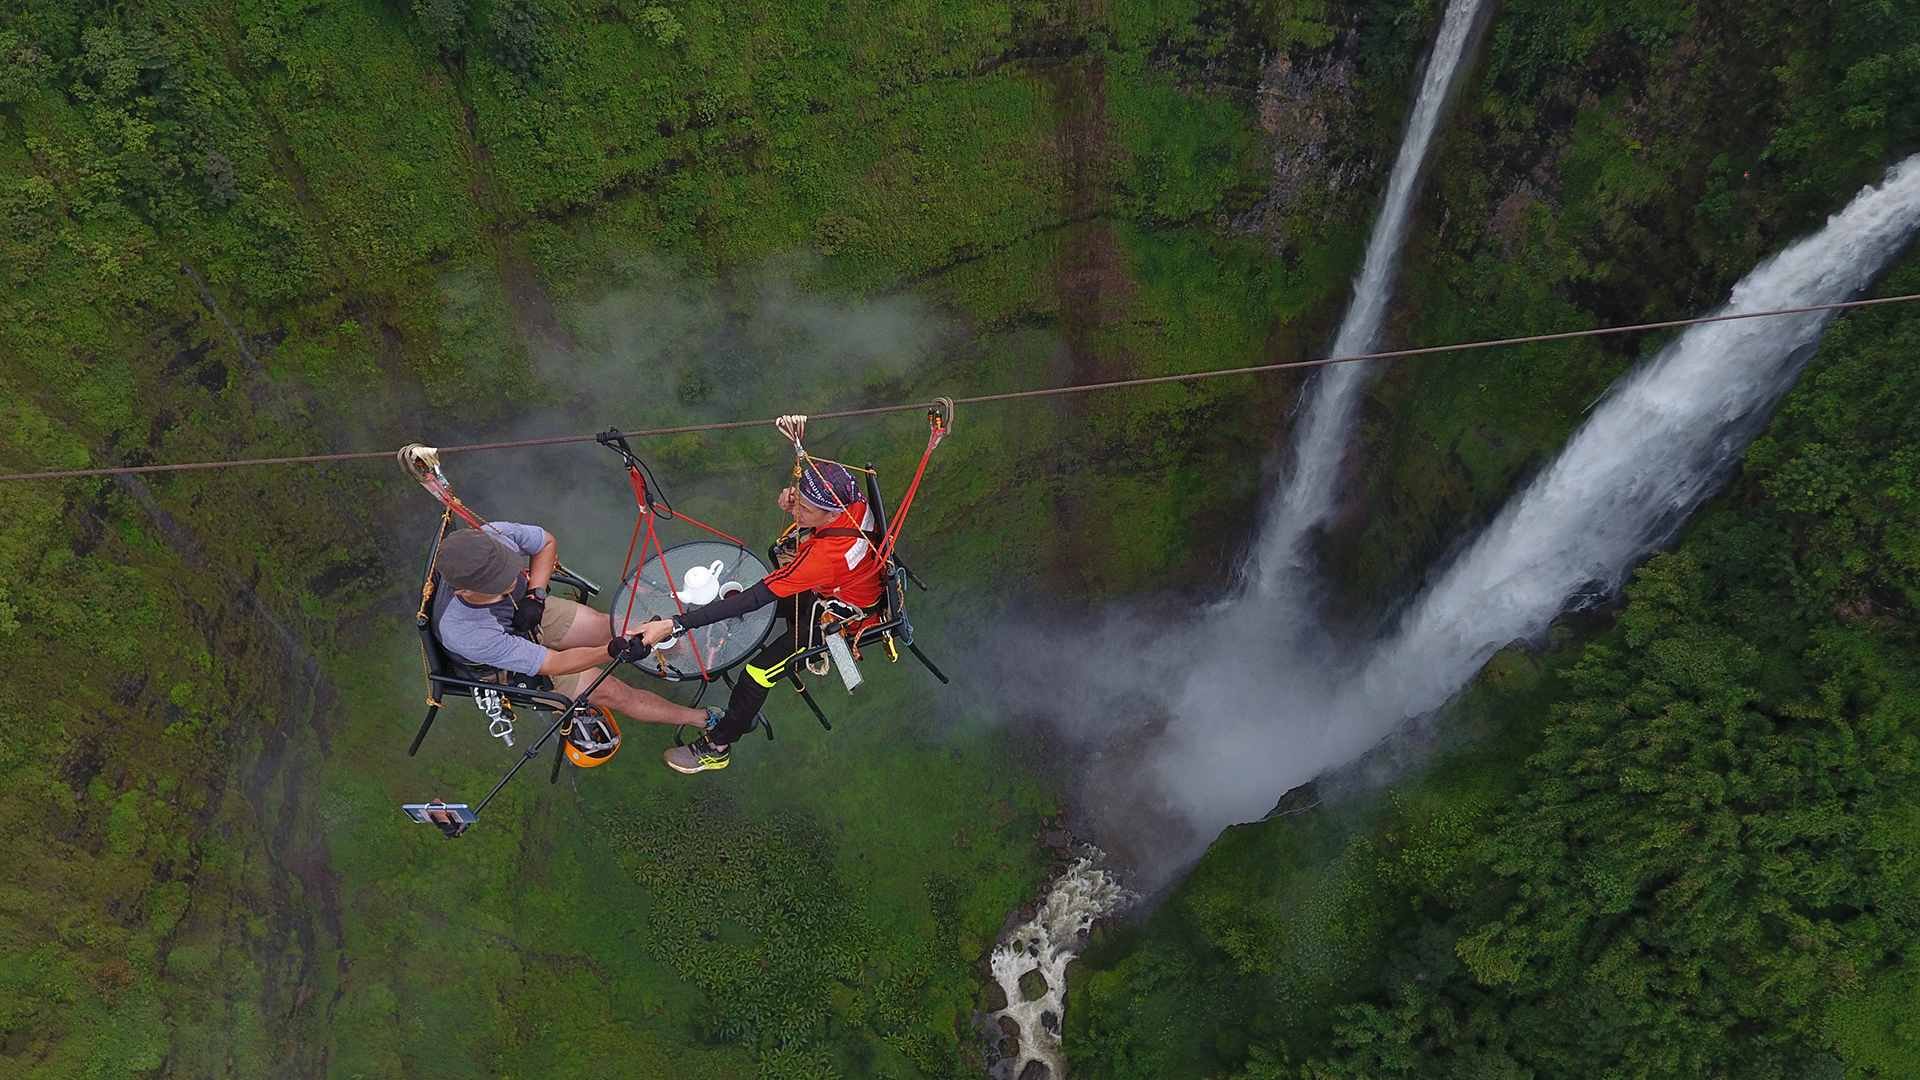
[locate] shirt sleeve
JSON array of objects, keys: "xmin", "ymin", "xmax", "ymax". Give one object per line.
[
  {"xmin": 678, "ymin": 581, "xmax": 776, "ymax": 630},
  {"xmin": 437, "ymin": 607, "xmax": 551, "ymax": 676},
  {"xmin": 461, "ymin": 633, "xmax": 551, "ymax": 677},
  {"xmin": 482, "ymin": 521, "xmax": 551, "ymax": 557},
  {"xmin": 762, "ymin": 544, "xmax": 838, "ymax": 598}
]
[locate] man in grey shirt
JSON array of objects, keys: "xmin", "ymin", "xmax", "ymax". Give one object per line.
[{"xmin": 433, "ymin": 521, "xmax": 712, "ymax": 730}]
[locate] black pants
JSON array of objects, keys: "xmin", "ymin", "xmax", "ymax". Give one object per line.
[{"xmin": 712, "ymin": 592, "xmax": 818, "ymax": 745}]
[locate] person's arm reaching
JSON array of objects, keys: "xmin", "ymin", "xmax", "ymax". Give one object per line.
[
  {"xmin": 680, "ymin": 581, "xmax": 775, "ymax": 630},
  {"xmin": 540, "ymin": 643, "xmax": 618, "ymax": 677},
  {"xmin": 634, "ymin": 581, "xmax": 777, "ymax": 646}
]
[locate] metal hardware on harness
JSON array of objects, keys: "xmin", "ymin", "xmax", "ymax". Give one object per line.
[
  {"xmin": 824, "ymin": 632, "xmax": 863, "ymax": 692},
  {"xmin": 929, "ymin": 397, "xmax": 955, "ymax": 441},
  {"xmin": 809, "ymin": 597, "xmax": 863, "ymax": 681},
  {"xmin": 474, "ymin": 689, "xmax": 515, "ymax": 747}
]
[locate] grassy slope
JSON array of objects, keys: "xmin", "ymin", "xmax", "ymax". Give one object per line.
[{"xmin": 0, "ymin": 1, "xmax": 1349, "ymax": 1076}]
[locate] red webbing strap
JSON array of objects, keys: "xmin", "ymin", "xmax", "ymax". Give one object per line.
[
  {"xmin": 615, "ymin": 521, "xmax": 647, "ymax": 636},
  {"xmin": 649, "ymin": 509, "xmax": 714, "ymax": 680},
  {"xmin": 618, "ymin": 464, "xmax": 714, "ymax": 680},
  {"xmin": 875, "ymin": 414, "xmax": 944, "ymax": 567},
  {"xmin": 658, "ymin": 506, "xmax": 749, "ymax": 549},
  {"xmin": 615, "ymin": 466, "xmax": 650, "ymax": 636},
  {"xmin": 417, "ymin": 469, "xmax": 489, "ymax": 530}
]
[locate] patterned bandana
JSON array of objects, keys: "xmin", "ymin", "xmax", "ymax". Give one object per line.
[{"xmin": 797, "ymin": 461, "xmax": 859, "ymax": 512}]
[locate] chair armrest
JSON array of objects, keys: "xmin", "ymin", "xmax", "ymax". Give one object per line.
[
  {"xmin": 427, "ymin": 675, "xmax": 576, "ymax": 712},
  {"xmin": 551, "ymin": 564, "xmax": 598, "ymax": 600}
]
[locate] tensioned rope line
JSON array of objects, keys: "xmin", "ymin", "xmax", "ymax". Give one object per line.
[{"xmin": 6, "ymin": 291, "xmax": 1919, "ymax": 483}]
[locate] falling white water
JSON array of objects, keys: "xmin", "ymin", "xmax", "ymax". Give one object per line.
[
  {"xmin": 1347, "ymin": 153, "xmax": 1920, "ymax": 733},
  {"xmin": 1249, "ymin": 0, "xmax": 1491, "ymax": 599},
  {"xmin": 1118, "ymin": 154, "xmax": 1920, "ymax": 853},
  {"xmin": 990, "ymin": 32, "xmax": 1920, "ymax": 1076},
  {"xmin": 987, "ymin": 853, "xmax": 1131, "ymax": 1080}
]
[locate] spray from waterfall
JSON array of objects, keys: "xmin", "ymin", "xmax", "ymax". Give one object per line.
[
  {"xmin": 984, "ymin": 155, "xmax": 1920, "ymax": 896},
  {"xmin": 1130, "ymin": 154, "xmax": 1920, "ymax": 859},
  {"xmin": 1249, "ymin": 0, "xmax": 1492, "ymax": 600}
]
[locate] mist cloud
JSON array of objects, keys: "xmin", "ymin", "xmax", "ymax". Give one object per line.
[{"xmin": 423, "ymin": 256, "xmax": 958, "ymax": 587}]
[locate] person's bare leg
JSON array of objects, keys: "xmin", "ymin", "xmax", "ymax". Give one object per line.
[
  {"xmin": 584, "ymin": 675, "xmax": 707, "ymax": 728},
  {"xmin": 545, "ymin": 598, "xmax": 612, "ymax": 650},
  {"xmin": 548, "ymin": 601, "xmax": 706, "ymax": 727}
]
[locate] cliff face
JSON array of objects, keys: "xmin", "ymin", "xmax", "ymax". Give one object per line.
[
  {"xmin": 7, "ymin": 0, "xmax": 1916, "ymax": 1075},
  {"xmin": 1236, "ymin": 30, "xmax": 1374, "ymax": 254},
  {"xmin": 1067, "ymin": 2, "xmax": 1920, "ymax": 1077},
  {"xmin": 1, "ymin": 3, "xmax": 1380, "ymax": 1074}
]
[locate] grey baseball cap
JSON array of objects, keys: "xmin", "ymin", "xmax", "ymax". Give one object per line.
[{"xmin": 438, "ymin": 529, "xmax": 521, "ymax": 594}]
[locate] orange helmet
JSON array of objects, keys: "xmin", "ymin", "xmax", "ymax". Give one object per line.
[{"xmin": 563, "ymin": 706, "xmax": 622, "ymax": 768}]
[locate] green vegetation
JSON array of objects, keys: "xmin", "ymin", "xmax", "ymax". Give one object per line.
[
  {"xmin": 1070, "ymin": 269, "xmax": 1920, "ymax": 1078},
  {"xmin": 0, "ymin": 1, "xmax": 1336, "ymax": 1076},
  {"xmin": 1333, "ymin": 0, "xmax": 1920, "ymax": 609},
  {"xmin": 5, "ymin": 0, "xmax": 1918, "ymax": 1076}
]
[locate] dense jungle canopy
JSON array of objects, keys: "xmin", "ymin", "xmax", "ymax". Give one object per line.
[{"xmin": 3, "ymin": 0, "xmax": 1920, "ymax": 1077}]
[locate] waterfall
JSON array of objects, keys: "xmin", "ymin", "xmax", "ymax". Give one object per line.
[
  {"xmin": 1127, "ymin": 155, "xmax": 1920, "ymax": 857},
  {"xmin": 984, "ymin": 853, "xmax": 1130, "ymax": 1080},
  {"xmin": 1248, "ymin": 0, "xmax": 1491, "ymax": 600},
  {"xmin": 1346, "ymin": 153, "xmax": 1920, "ymax": 734},
  {"xmin": 988, "ymin": 14, "xmax": 1920, "ymax": 1070}
]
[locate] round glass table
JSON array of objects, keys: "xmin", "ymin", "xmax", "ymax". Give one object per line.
[{"xmin": 606, "ymin": 540, "xmax": 777, "ymax": 682}]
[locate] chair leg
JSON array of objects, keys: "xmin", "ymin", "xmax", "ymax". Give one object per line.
[
  {"xmin": 549, "ymin": 720, "xmax": 568, "ymax": 784},
  {"xmin": 906, "ymin": 642, "xmax": 950, "ymax": 685},
  {"xmin": 408, "ymin": 703, "xmax": 440, "ymax": 757},
  {"xmin": 789, "ymin": 671, "xmax": 831, "ymax": 731}
]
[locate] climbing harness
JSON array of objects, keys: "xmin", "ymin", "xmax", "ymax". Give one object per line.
[
  {"xmin": 741, "ymin": 403, "xmax": 954, "ymax": 726},
  {"xmin": 475, "ymin": 688, "xmax": 515, "ymax": 747}
]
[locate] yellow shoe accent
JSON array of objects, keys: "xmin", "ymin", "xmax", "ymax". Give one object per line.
[{"xmin": 663, "ymin": 741, "xmax": 731, "ymax": 775}]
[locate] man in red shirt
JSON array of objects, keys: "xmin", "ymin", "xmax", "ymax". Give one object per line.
[{"xmin": 632, "ymin": 460, "xmax": 881, "ymax": 774}]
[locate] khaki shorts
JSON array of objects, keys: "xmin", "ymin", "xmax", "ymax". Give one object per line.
[
  {"xmin": 540, "ymin": 594, "xmax": 584, "ymax": 640},
  {"xmin": 539, "ymin": 596, "xmax": 595, "ymax": 697}
]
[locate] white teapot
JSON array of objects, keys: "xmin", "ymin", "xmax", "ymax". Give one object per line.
[{"xmin": 680, "ymin": 560, "xmax": 726, "ymax": 606}]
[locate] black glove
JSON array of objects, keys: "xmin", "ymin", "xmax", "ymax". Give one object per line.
[
  {"xmin": 511, "ymin": 588, "xmax": 547, "ymax": 638},
  {"xmin": 607, "ymin": 634, "xmax": 648, "ymax": 662}
]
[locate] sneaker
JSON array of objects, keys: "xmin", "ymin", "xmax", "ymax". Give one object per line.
[{"xmin": 663, "ymin": 735, "xmax": 731, "ymax": 775}]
